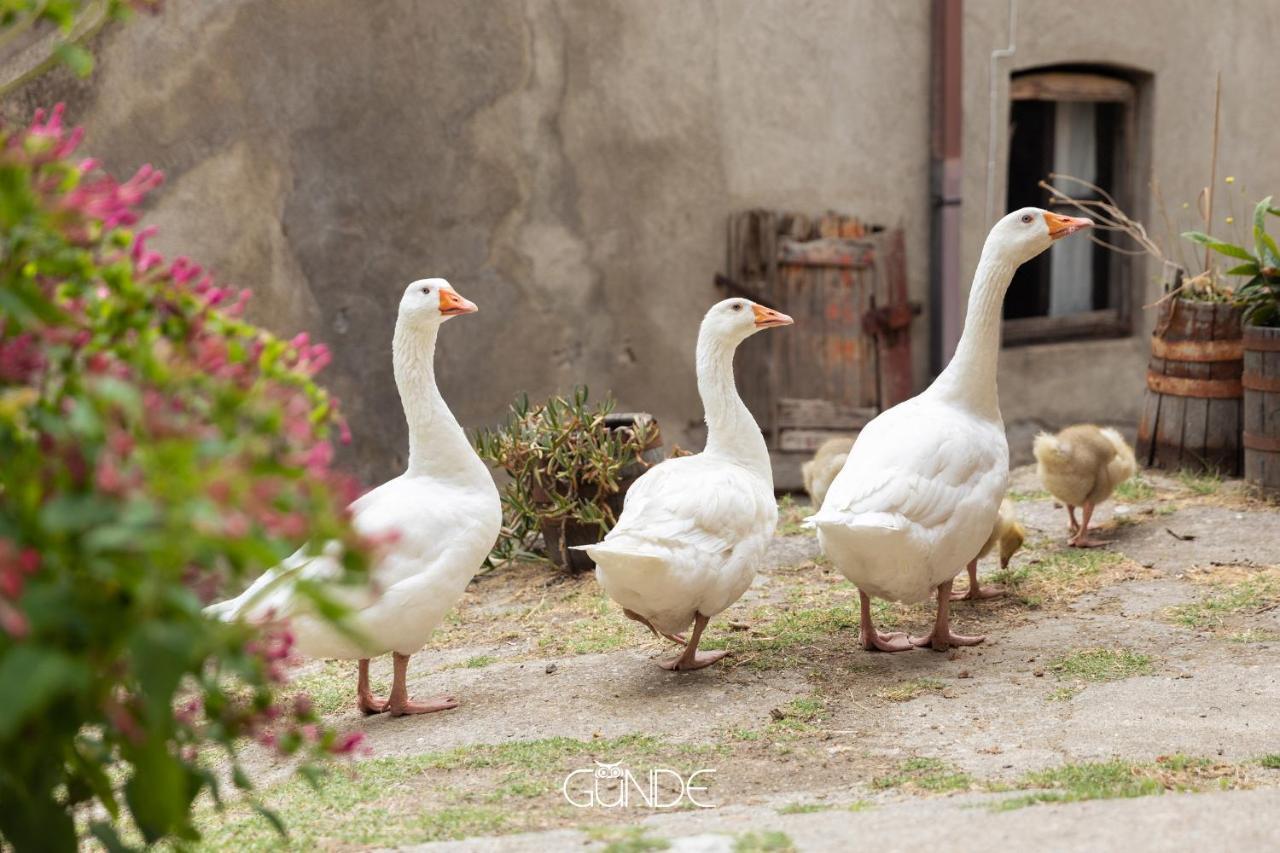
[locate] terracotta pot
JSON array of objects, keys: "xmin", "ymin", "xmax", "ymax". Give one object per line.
[{"xmin": 533, "ymin": 413, "xmax": 665, "ymax": 572}]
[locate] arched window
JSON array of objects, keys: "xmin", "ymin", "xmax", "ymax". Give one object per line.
[{"xmin": 1003, "ymin": 67, "xmax": 1142, "ymax": 344}]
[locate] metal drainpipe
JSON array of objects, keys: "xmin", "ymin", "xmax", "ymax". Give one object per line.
[{"xmin": 929, "ymin": 0, "xmax": 964, "ymax": 374}]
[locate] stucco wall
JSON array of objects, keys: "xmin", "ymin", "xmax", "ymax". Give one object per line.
[
  {"xmin": 11, "ymin": 0, "xmax": 932, "ymax": 484},
  {"xmin": 11, "ymin": 0, "xmax": 1279, "ymax": 480},
  {"xmin": 962, "ymin": 0, "xmax": 1280, "ymax": 458}
]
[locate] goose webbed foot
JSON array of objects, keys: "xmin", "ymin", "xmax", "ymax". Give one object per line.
[
  {"xmin": 389, "ymin": 695, "xmax": 459, "ymax": 716},
  {"xmin": 660, "ymin": 649, "xmax": 728, "ymax": 671},
  {"xmin": 911, "ymin": 580, "xmax": 986, "ymax": 652},
  {"xmin": 659, "ymin": 612, "xmax": 727, "ymax": 671},
  {"xmin": 858, "ymin": 589, "xmax": 913, "ymax": 652},
  {"xmin": 862, "ymin": 627, "xmax": 914, "ymax": 652},
  {"xmin": 950, "ymin": 559, "xmax": 1006, "ymax": 601},
  {"xmin": 381, "ymin": 652, "xmax": 459, "ymax": 717}
]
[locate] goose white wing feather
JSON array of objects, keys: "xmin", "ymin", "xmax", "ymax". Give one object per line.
[
  {"xmin": 583, "ymin": 456, "xmax": 776, "ymax": 635},
  {"xmin": 809, "ymin": 398, "xmax": 1008, "ymax": 603},
  {"xmin": 205, "ymin": 474, "xmax": 499, "ymax": 659}
]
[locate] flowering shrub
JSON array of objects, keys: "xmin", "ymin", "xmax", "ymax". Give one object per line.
[{"xmin": 0, "ymin": 105, "xmax": 370, "ymax": 850}]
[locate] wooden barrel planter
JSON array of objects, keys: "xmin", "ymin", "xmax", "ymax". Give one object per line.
[
  {"xmin": 1136, "ymin": 298, "xmax": 1243, "ymax": 474},
  {"xmin": 538, "ymin": 413, "xmax": 665, "ymax": 572},
  {"xmin": 1243, "ymin": 324, "xmax": 1280, "ymax": 493}
]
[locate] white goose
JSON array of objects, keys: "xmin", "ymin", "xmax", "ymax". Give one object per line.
[
  {"xmin": 809, "ymin": 209, "xmax": 1091, "ymax": 651},
  {"xmin": 580, "ymin": 298, "xmax": 792, "ymax": 670},
  {"xmin": 206, "ymin": 279, "xmax": 500, "ymax": 715}
]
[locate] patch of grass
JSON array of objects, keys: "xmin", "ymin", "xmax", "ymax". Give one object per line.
[
  {"xmin": 198, "ymin": 734, "xmax": 690, "ymax": 848},
  {"xmin": 877, "ymin": 678, "xmax": 945, "ymax": 703},
  {"xmin": 1116, "ymin": 473, "xmax": 1157, "ymax": 502},
  {"xmin": 990, "ymin": 547, "xmax": 1130, "ymax": 607},
  {"xmin": 767, "ymin": 696, "xmax": 827, "ymax": 736},
  {"xmin": 734, "ymin": 831, "xmax": 797, "ymax": 852},
  {"xmin": 994, "ymin": 755, "xmax": 1243, "ymax": 811},
  {"xmin": 1048, "ymin": 648, "xmax": 1153, "ymax": 683},
  {"xmin": 1009, "ymin": 488, "xmax": 1050, "ymax": 502},
  {"xmin": 702, "ymin": 602, "xmax": 859, "ymax": 669},
  {"xmin": 1177, "ymin": 469, "xmax": 1222, "ymax": 496},
  {"xmin": 846, "ymin": 799, "xmax": 875, "ymax": 812},
  {"xmin": 586, "ymin": 826, "xmax": 671, "ymax": 853},
  {"xmin": 776, "ymin": 495, "xmax": 813, "ymax": 536},
  {"xmin": 536, "ymin": 605, "xmax": 636, "ymax": 655},
  {"xmin": 1228, "ymin": 628, "xmax": 1280, "ymax": 643},
  {"xmin": 1047, "ymin": 686, "xmax": 1078, "ymax": 702},
  {"xmin": 451, "ymin": 655, "xmax": 497, "ymax": 669},
  {"xmin": 1167, "ymin": 572, "xmax": 1280, "ymax": 632},
  {"xmin": 872, "ymin": 757, "xmax": 972, "ymax": 793},
  {"xmin": 1259, "ymin": 755, "xmax": 1280, "ymax": 769},
  {"xmin": 1114, "ymin": 477, "xmax": 1156, "ymax": 502},
  {"xmin": 776, "ymin": 801, "xmax": 831, "ymax": 814},
  {"xmin": 287, "ymin": 660, "xmax": 365, "ymax": 716}
]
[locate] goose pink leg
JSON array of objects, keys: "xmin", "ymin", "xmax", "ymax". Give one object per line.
[
  {"xmin": 660, "ymin": 612, "xmax": 727, "ymax": 671},
  {"xmin": 859, "ymin": 589, "xmax": 912, "ymax": 652},
  {"xmin": 624, "ymin": 608, "xmax": 687, "ymax": 645},
  {"xmin": 950, "ymin": 558, "xmax": 1006, "ymax": 600},
  {"xmin": 387, "ymin": 652, "xmax": 457, "ymax": 716},
  {"xmin": 911, "ymin": 580, "xmax": 986, "ymax": 652},
  {"xmin": 1068, "ymin": 501, "xmax": 1109, "ymax": 548},
  {"xmin": 356, "ymin": 658, "xmax": 388, "ymax": 715}
]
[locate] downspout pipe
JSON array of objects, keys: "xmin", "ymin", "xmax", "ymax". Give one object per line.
[{"xmin": 929, "ymin": 0, "xmax": 964, "ymax": 373}]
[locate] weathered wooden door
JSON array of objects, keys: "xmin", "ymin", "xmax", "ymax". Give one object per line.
[{"xmin": 723, "ymin": 210, "xmax": 916, "ymax": 488}]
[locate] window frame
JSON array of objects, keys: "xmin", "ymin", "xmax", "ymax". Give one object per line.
[{"xmin": 1002, "ymin": 70, "xmax": 1139, "ymax": 347}]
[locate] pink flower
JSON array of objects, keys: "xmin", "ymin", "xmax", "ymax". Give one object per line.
[
  {"xmin": 332, "ymin": 731, "xmax": 365, "ymax": 755},
  {"xmin": 0, "ymin": 601, "xmax": 29, "ymax": 639},
  {"xmin": 0, "ymin": 334, "xmax": 44, "ymax": 383},
  {"xmin": 302, "ymin": 442, "xmax": 333, "ymax": 476},
  {"xmin": 17, "ymin": 550, "xmax": 39, "ymax": 575}
]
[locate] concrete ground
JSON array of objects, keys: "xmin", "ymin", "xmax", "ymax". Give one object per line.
[{"xmin": 200, "ymin": 466, "xmax": 1280, "ymax": 852}]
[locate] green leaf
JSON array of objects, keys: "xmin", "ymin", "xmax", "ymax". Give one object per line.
[
  {"xmin": 252, "ymin": 801, "xmax": 288, "ymax": 838},
  {"xmin": 69, "ymin": 739, "xmax": 121, "ymax": 820},
  {"xmin": 39, "ymin": 493, "xmax": 117, "ymax": 533},
  {"xmin": 1225, "ymin": 262, "xmax": 1260, "ymax": 276},
  {"xmin": 88, "ymin": 821, "xmax": 130, "ymax": 853},
  {"xmin": 129, "ymin": 621, "xmax": 198, "ymax": 723},
  {"xmin": 1182, "ymin": 231, "xmax": 1255, "ymax": 261},
  {"xmin": 0, "ymin": 647, "xmax": 89, "ymax": 739},
  {"xmin": 54, "ymin": 42, "xmax": 95, "ymax": 77},
  {"xmin": 124, "ymin": 738, "xmax": 191, "ymax": 843}
]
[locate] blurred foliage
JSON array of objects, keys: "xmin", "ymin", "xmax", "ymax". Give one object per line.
[
  {"xmin": 0, "ymin": 104, "xmax": 371, "ymax": 850},
  {"xmin": 0, "ymin": 0, "xmax": 160, "ymax": 96},
  {"xmin": 472, "ymin": 387, "xmax": 654, "ymax": 568},
  {"xmin": 1184, "ymin": 195, "xmax": 1280, "ymax": 326}
]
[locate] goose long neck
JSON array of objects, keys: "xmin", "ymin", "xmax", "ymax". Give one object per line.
[
  {"xmin": 392, "ymin": 318, "xmax": 475, "ymax": 479},
  {"xmin": 931, "ymin": 246, "xmax": 1017, "ymax": 419},
  {"xmin": 697, "ymin": 329, "xmax": 769, "ymax": 475}
]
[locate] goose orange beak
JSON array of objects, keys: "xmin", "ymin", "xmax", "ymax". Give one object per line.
[
  {"xmin": 752, "ymin": 304, "xmax": 793, "ymax": 328},
  {"xmin": 439, "ymin": 289, "xmax": 478, "ymax": 316},
  {"xmin": 1044, "ymin": 211, "xmax": 1093, "ymax": 241}
]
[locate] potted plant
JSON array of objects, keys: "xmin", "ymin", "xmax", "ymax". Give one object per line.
[
  {"xmin": 1184, "ymin": 195, "xmax": 1280, "ymax": 493},
  {"xmin": 473, "ymin": 387, "xmax": 665, "ymax": 571},
  {"xmin": 1041, "ymin": 174, "xmax": 1245, "ymax": 474}
]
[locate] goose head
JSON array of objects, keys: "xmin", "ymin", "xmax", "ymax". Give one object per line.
[
  {"xmin": 701, "ymin": 297, "xmax": 793, "ymax": 344},
  {"xmin": 399, "ymin": 278, "xmax": 478, "ymax": 326},
  {"xmin": 987, "ymin": 207, "xmax": 1092, "ymax": 265}
]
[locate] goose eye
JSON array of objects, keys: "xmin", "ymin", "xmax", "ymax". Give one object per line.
[
  {"xmin": 1021, "ymin": 214, "xmax": 1033, "ymax": 224},
  {"xmin": 422, "ymin": 285, "xmax": 433, "ymax": 294},
  {"xmin": 732, "ymin": 303, "xmax": 743, "ymax": 312}
]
